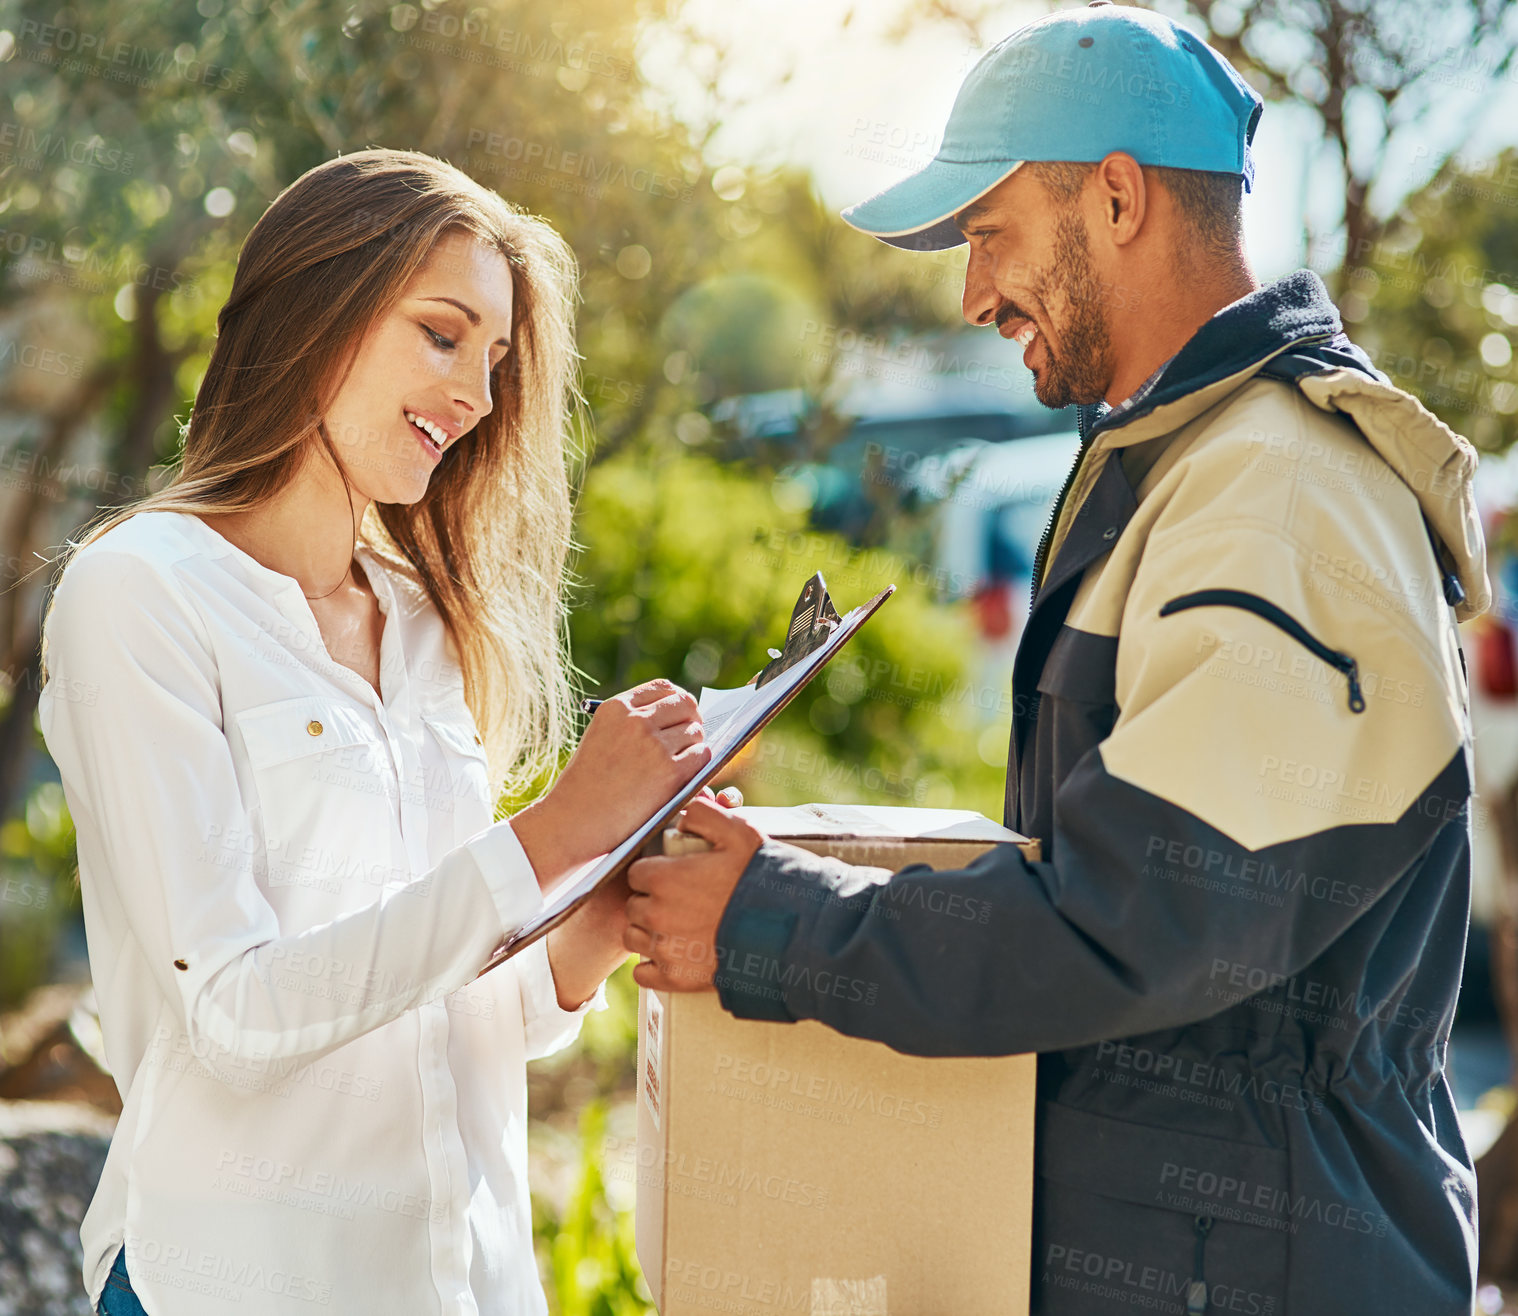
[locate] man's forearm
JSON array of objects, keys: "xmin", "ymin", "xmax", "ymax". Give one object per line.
[{"xmin": 713, "ymin": 750, "xmax": 1465, "ymax": 1055}]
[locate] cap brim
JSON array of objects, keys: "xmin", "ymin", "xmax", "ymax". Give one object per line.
[{"xmin": 841, "ymin": 158, "xmax": 1024, "ymax": 251}]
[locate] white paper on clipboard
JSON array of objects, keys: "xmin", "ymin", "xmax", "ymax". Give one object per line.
[{"xmin": 472, "ymin": 580, "xmax": 894, "ymax": 977}]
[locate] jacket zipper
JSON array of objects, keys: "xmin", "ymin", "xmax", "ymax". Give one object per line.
[
  {"xmin": 1027, "ymin": 404, "xmax": 1094, "ymax": 615},
  {"xmin": 1159, "ymin": 588, "xmax": 1366, "ymax": 713},
  {"xmin": 1186, "ymin": 1215, "xmax": 1213, "ymax": 1314}
]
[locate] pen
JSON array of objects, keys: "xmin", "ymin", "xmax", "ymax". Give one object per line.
[{"xmin": 580, "ymin": 698, "xmax": 602, "ymax": 714}]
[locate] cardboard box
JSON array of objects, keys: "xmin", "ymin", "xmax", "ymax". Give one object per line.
[{"xmin": 635, "ymin": 804, "xmax": 1041, "ymax": 1316}]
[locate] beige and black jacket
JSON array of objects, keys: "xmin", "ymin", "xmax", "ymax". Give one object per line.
[{"xmin": 714, "ymin": 270, "xmax": 1490, "ymax": 1314}]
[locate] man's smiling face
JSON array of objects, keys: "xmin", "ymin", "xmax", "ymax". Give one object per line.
[{"xmin": 957, "ymin": 163, "xmax": 1115, "ymax": 410}]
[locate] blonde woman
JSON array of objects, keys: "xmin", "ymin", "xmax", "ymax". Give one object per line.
[{"xmin": 39, "ymin": 148, "xmax": 708, "ymax": 1316}]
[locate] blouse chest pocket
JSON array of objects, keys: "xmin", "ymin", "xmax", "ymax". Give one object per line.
[
  {"xmin": 420, "ymin": 707, "xmax": 495, "ymax": 840},
  {"xmin": 233, "ymin": 695, "xmax": 402, "ymax": 906}
]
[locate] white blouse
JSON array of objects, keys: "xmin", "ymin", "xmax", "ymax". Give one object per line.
[{"xmin": 38, "ymin": 509, "xmax": 604, "ymax": 1316}]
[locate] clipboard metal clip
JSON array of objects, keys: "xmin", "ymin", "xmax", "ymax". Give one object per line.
[{"xmin": 755, "ymin": 572, "xmax": 843, "ymax": 688}]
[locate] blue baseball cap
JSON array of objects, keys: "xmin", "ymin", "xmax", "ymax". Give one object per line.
[{"xmin": 842, "ymin": 1, "xmax": 1264, "ymax": 251}]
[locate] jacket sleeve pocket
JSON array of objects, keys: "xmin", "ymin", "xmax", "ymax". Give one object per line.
[{"xmin": 1035, "ymin": 1103, "xmax": 1292, "ymax": 1315}]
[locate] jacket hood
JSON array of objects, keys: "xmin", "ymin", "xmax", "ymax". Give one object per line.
[
  {"xmin": 1087, "ymin": 268, "xmax": 1491, "ymax": 623},
  {"xmin": 1294, "ymin": 367, "xmax": 1490, "ymax": 623}
]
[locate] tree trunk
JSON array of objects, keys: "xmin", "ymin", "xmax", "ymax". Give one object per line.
[{"xmin": 0, "ymin": 269, "xmax": 179, "ymax": 828}]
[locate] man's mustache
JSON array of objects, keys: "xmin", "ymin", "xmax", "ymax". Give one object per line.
[{"xmin": 994, "ymin": 302, "xmax": 1035, "ymax": 331}]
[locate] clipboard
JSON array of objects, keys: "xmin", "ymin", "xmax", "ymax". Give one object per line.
[{"xmin": 473, "ymin": 573, "xmax": 895, "ymax": 975}]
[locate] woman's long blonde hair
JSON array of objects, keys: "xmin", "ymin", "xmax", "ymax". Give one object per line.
[{"xmin": 40, "ymin": 147, "xmax": 582, "ymax": 801}]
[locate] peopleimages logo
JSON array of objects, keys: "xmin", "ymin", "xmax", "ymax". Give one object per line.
[
  {"xmin": 462, "ymin": 129, "xmax": 694, "ymax": 201},
  {"xmin": 0, "ymin": 123, "xmax": 135, "ymax": 173},
  {"xmin": 712, "ymin": 1051, "xmax": 944, "ymax": 1127},
  {"xmin": 213, "ymin": 1151, "xmax": 447, "ymax": 1221},
  {"xmin": 1158, "ymin": 1162, "xmax": 1389, "ymax": 1237},
  {"xmin": 603, "ymin": 1137, "xmax": 830, "ymax": 1210},
  {"xmin": 1142, "ymin": 834, "xmax": 1374, "ymax": 911},
  {"xmin": 126, "ymin": 1240, "xmax": 331, "ymax": 1306},
  {"xmin": 1206, "ymin": 959, "xmax": 1441, "ymax": 1034},
  {"xmin": 995, "ymin": 47, "xmax": 1193, "ymax": 107},
  {"xmin": 666, "ymin": 1259, "xmax": 813, "ymax": 1312},
  {"xmin": 1043, "ymin": 1244, "xmax": 1278, "ymax": 1315},
  {"xmin": 1091, "ymin": 1039, "xmax": 1325, "ymax": 1114},
  {"xmin": 14, "ymin": 20, "xmax": 248, "ymax": 90}
]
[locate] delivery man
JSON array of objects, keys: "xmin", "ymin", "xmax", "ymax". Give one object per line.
[{"xmin": 623, "ymin": 4, "xmax": 1490, "ymax": 1311}]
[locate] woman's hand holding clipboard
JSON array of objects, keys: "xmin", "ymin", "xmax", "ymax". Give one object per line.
[{"xmin": 473, "ymin": 572, "xmax": 894, "ymax": 978}]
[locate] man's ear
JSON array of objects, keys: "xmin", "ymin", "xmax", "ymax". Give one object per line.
[{"xmin": 1090, "ymin": 151, "xmax": 1146, "ymax": 247}]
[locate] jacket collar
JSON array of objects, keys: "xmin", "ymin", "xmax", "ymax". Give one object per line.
[
  {"xmin": 1055, "ymin": 268, "xmax": 1490, "ymax": 622},
  {"xmin": 1028, "ymin": 270, "xmax": 1356, "ymax": 613},
  {"xmin": 1081, "ymin": 268, "xmax": 1346, "ymax": 449}
]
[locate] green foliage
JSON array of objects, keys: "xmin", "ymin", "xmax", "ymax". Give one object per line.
[
  {"xmin": 8, "ymin": 15, "xmax": 1013, "ymax": 1312},
  {"xmin": 660, "ymin": 271, "xmax": 821, "ymax": 397},
  {"xmin": 4, "ymin": 0, "xmax": 1011, "ymax": 1018},
  {"xmin": 1354, "ymin": 147, "xmax": 1518, "ymax": 457},
  {"xmin": 2, "ymin": 0, "xmax": 962, "ymax": 470},
  {"xmin": 536, "ymin": 1098, "xmax": 652, "ymax": 1316},
  {"xmin": 0, "ymin": 779, "xmax": 80, "ymax": 1006},
  {"xmin": 573, "ymin": 959, "xmax": 641, "ymax": 1080},
  {"xmin": 569, "ymin": 449, "xmax": 1009, "ymax": 819}
]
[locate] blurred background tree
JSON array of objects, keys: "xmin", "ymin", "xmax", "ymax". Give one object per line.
[
  {"xmin": 905, "ymin": 0, "xmax": 1518, "ymax": 296},
  {"xmin": 0, "ymin": 0, "xmax": 992, "ymax": 1309},
  {"xmin": 7, "ymin": 0, "xmax": 1518, "ymax": 1309},
  {"xmin": 1164, "ymin": 0, "xmax": 1518, "ymax": 295},
  {"xmin": 1350, "ymin": 146, "xmax": 1518, "ymax": 456}
]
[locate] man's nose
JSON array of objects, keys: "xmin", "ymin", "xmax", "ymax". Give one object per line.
[{"xmin": 962, "ymin": 246, "xmax": 999, "ymax": 327}]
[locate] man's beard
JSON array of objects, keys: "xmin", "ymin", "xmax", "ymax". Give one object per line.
[{"xmin": 1027, "ymin": 207, "xmax": 1113, "ymax": 410}]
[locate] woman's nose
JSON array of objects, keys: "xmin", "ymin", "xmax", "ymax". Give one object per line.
[{"xmin": 451, "ymin": 350, "xmax": 494, "ymax": 420}]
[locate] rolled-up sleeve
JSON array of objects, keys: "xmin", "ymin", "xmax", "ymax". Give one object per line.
[
  {"xmin": 39, "ymin": 547, "xmax": 546, "ymax": 1088},
  {"xmin": 513, "ymin": 934, "xmax": 608, "ymax": 1061}
]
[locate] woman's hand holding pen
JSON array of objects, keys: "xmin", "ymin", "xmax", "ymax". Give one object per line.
[{"xmin": 511, "ymin": 678, "xmax": 710, "ymax": 890}]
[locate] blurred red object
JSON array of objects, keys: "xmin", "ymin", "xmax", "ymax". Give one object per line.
[
  {"xmin": 1476, "ymin": 616, "xmax": 1518, "ymax": 699},
  {"xmin": 972, "ymin": 582, "xmax": 1014, "ymax": 640}
]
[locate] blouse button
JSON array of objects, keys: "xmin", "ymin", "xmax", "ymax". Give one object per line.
[{"xmin": 307, "ymin": 719, "xmax": 324, "ymax": 736}]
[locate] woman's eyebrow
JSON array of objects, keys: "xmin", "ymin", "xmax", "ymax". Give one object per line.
[{"xmin": 419, "ymin": 295, "xmax": 511, "ymax": 348}]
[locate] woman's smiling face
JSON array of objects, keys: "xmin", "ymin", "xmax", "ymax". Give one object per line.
[{"xmin": 322, "ymin": 227, "xmax": 516, "ymax": 504}]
